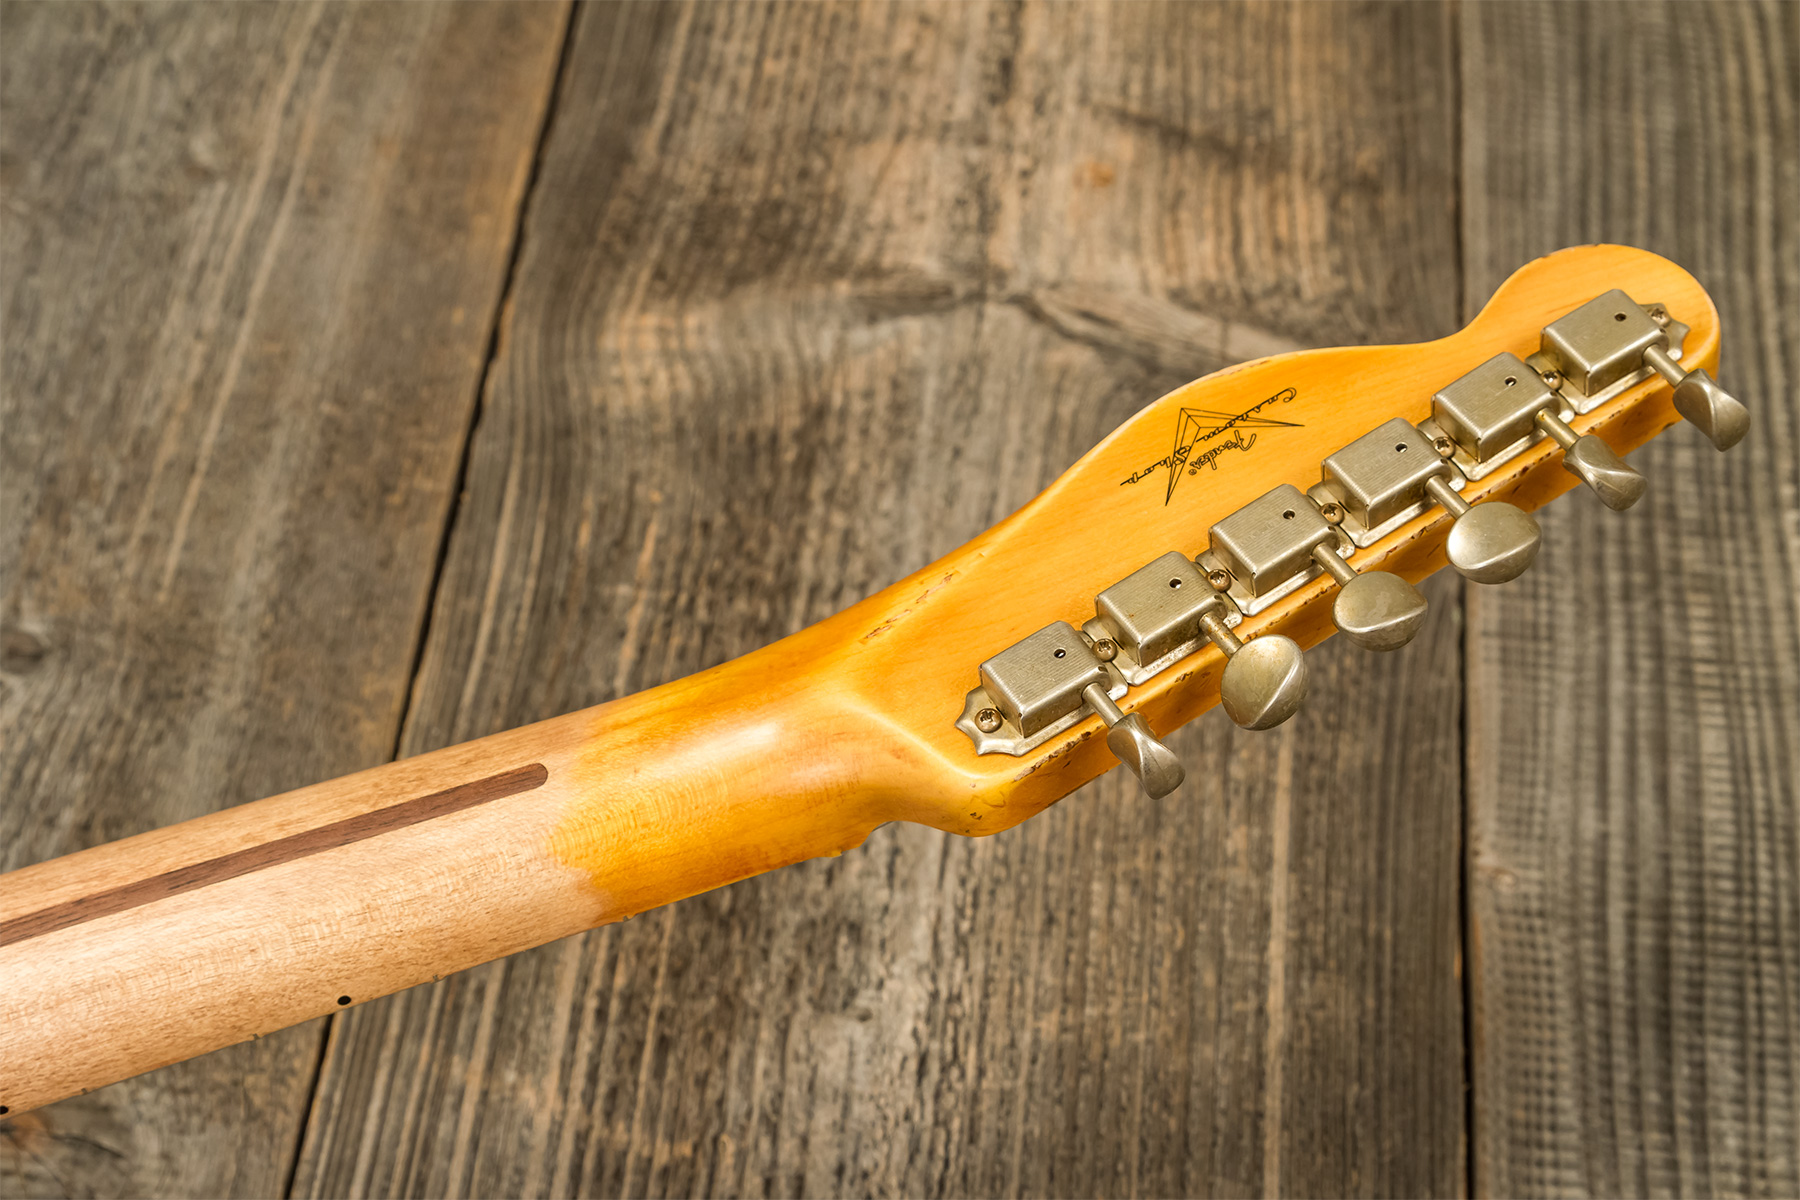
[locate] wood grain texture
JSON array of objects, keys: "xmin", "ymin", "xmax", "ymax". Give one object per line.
[
  {"xmin": 0, "ymin": 763, "xmax": 547, "ymax": 948},
  {"xmin": 0, "ymin": 238, "xmax": 1710, "ymax": 1124},
  {"xmin": 8, "ymin": 0, "xmax": 1788, "ymax": 1195},
  {"xmin": 1461, "ymin": 3, "xmax": 1800, "ymax": 1197},
  {"xmin": 0, "ymin": 1, "xmax": 567, "ymax": 1194},
  {"xmin": 289, "ymin": 3, "xmax": 1468, "ymax": 1196},
  {"xmin": 0, "ymin": 241, "xmax": 1699, "ymax": 1124}
]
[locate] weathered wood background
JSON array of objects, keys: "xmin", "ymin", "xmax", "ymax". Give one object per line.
[{"xmin": 2, "ymin": 2, "xmax": 1793, "ymax": 1196}]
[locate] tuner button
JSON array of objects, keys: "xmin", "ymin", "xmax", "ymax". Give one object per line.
[
  {"xmin": 1196, "ymin": 609, "xmax": 1306, "ymax": 729},
  {"xmin": 1643, "ymin": 345, "xmax": 1750, "ymax": 451},
  {"xmin": 1220, "ymin": 635, "xmax": 1307, "ymax": 730},
  {"xmin": 1081, "ymin": 684, "xmax": 1185, "ymax": 798},
  {"xmin": 1532, "ymin": 409, "xmax": 1646, "ymax": 512},
  {"xmin": 1309, "ymin": 542, "xmax": 1428, "ymax": 652},
  {"xmin": 1672, "ymin": 372, "xmax": 1750, "ymax": 451},
  {"xmin": 1434, "ymin": 351, "xmax": 1644, "ymax": 513},
  {"xmin": 1424, "ymin": 475, "xmax": 1541, "ymax": 584},
  {"xmin": 1108, "ymin": 715, "xmax": 1186, "ymax": 798}
]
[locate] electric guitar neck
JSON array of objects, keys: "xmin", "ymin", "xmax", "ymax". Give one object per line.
[{"xmin": 0, "ymin": 244, "xmax": 1749, "ymax": 1115}]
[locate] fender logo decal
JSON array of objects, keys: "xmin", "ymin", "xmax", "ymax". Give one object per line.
[{"xmin": 1119, "ymin": 387, "xmax": 1301, "ymax": 505}]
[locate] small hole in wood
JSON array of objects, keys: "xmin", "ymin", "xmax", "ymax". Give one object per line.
[
  {"xmin": 337, "ymin": 996, "xmax": 352, "ymax": 1007},
  {"xmin": 0, "ymin": 1105, "xmax": 9, "ymax": 1115}
]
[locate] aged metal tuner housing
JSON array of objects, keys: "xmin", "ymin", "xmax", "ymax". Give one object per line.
[
  {"xmin": 1198, "ymin": 483, "xmax": 1428, "ymax": 652},
  {"xmin": 1427, "ymin": 351, "xmax": 1574, "ymax": 481},
  {"xmin": 1310, "ymin": 417, "xmax": 1540, "ymax": 584},
  {"xmin": 1198, "ymin": 484, "xmax": 1340, "ymax": 617},
  {"xmin": 1540, "ymin": 288, "xmax": 1677, "ymax": 397},
  {"xmin": 956, "ymin": 616, "xmax": 1184, "ymax": 798},
  {"xmin": 956, "ymin": 621, "xmax": 1128, "ymax": 756},
  {"xmin": 1426, "ymin": 350, "xmax": 1646, "ymax": 510},
  {"xmin": 1084, "ymin": 548, "xmax": 1306, "ymax": 734},
  {"xmin": 1308, "ymin": 417, "xmax": 1462, "ymax": 548},
  {"xmin": 1081, "ymin": 552, "xmax": 1231, "ymax": 685},
  {"xmin": 1522, "ymin": 287, "xmax": 1746, "ymax": 450}
]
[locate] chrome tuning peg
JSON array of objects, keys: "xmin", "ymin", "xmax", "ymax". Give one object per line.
[
  {"xmin": 1196, "ymin": 605, "xmax": 1306, "ymax": 731},
  {"xmin": 1080, "ymin": 682, "xmax": 1185, "ymax": 799},
  {"xmin": 1203, "ymin": 483, "xmax": 1426, "ymax": 653},
  {"xmin": 1422, "ymin": 474, "xmax": 1541, "ymax": 584},
  {"xmin": 1307, "ymin": 540, "xmax": 1427, "ymax": 651},
  {"xmin": 1540, "ymin": 289, "xmax": 1748, "ymax": 451},
  {"xmin": 1643, "ymin": 344, "xmax": 1749, "ymax": 451},
  {"xmin": 1085, "ymin": 551, "xmax": 1305, "ymax": 736},
  {"xmin": 1433, "ymin": 352, "xmax": 1645, "ymax": 512},
  {"xmin": 1317, "ymin": 418, "xmax": 1540, "ymax": 585},
  {"xmin": 1533, "ymin": 402, "xmax": 1646, "ymax": 511},
  {"xmin": 958, "ymin": 620, "xmax": 1185, "ymax": 799}
]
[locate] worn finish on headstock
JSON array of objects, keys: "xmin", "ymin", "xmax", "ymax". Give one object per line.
[
  {"xmin": 0, "ymin": 244, "xmax": 1730, "ymax": 1115},
  {"xmin": 742, "ymin": 243, "xmax": 1719, "ymax": 835}
]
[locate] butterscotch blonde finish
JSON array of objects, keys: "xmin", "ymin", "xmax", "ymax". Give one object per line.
[{"xmin": 0, "ymin": 246, "xmax": 1721, "ymax": 1113}]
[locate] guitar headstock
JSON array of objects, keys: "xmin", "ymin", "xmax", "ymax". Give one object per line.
[{"xmin": 823, "ymin": 245, "xmax": 1745, "ymax": 832}]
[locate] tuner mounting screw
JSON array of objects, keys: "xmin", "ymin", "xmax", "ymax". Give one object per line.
[
  {"xmin": 1433, "ymin": 436, "xmax": 1456, "ymax": 459},
  {"xmin": 1319, "ymin": 501, "xmax": 1344, "ymax": 525},
  {"xmin": 1648, "ymin": 304, "xmax": 1670, "ymax": 327},
  {"xmin": 1541, "ymin": 368, "xmax": 1564, "ymax": 391},
  {"xmin": 975, "ymin": 707, "xmax": 1002, "ymax": 733},
  {"xmin": 1092, "ymin": 637, "xmax": 1118, "ymax": 663},
  {"xmin": 1207, "ymin": 568, "xmax": 1233, "ymax": 592}
]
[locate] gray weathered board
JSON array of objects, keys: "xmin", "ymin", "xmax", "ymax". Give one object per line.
[{"xmin": 1, "ymin": 3, "xmax": 1792, "ymax": 1197}]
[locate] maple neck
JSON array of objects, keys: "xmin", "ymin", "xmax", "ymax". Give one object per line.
[
  {"xmin": 0, "ymin": 634, "xmax": 921, "ymax": 1115},
  {"xmin": 0, "ymin": 244, "xmax": 1740, "ymax": 1115}
]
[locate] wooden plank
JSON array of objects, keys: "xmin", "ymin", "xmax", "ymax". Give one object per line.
[
  {"xmin": 290, "ymin": 2, "xmax": 1467, "ymax": 1195},
  {"xmin": 1460, "ymin": 2, "xmax": 1800, "ymax": 1196},
  {"xmin": 0, "ymin": 2, "xmax": 567, "ymax": 1195}
]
